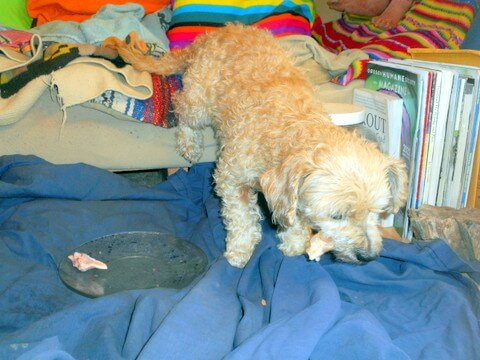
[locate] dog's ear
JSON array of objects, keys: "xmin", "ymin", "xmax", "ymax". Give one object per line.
[
  {"xmin": 259, "ymin": 152, "xmax": 314, "ymax": 228},
  {"xmin": 385, "ymin": 158, "xmax": 409, "ymax": 213}
]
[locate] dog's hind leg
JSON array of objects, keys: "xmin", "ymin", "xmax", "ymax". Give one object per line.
[
  {"xmin": 214, "ymin": 165, "xmax": 263, "ymax": 268},
  {"xmin": 174, "ymin": 85, "xmax": 212, "ymax": 162},
  {"xmin": 173, "ymin": 64, "xmax": 215, "ymax": 162},
  {"xmin": 176, "ymin": 124, "xmax": 204, "ymax": 163}
]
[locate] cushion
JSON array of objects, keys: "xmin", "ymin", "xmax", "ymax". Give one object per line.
[
  {"xmin": 167, "ymin": 0, "xmax": 316, "ymax": 49},
  {"xmin": 0, "ymin": 0, "xmax": 33, "ymax": 30}
]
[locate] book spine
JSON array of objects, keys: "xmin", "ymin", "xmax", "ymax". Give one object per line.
[
  {"xmin": 461, "ymin": 86, "xmax": 480, "ymax": 207},
  {"xmin": 420, "ymin": 72, "xmax": 440, "ymax": 207},
  {"xmin": 466, "ymin": 132, "xmax": 480, "ymax": 208},
  {"xmin": 410, "ymin": 74, "xmax": 430, "ymax": 211},
  {"xmin": 438, "ymin": 77, "xmax": 466, "ymax": 206},
  {"xmin": 448, "ymin": 81, "xmax": 474, "ymax": 208},
  {"xmin": 404, "ymin": 75, "xmax": 428, "ymax": 239},
  {"xmin": 427, "ymin": 72, "xmax": 454, "ymax": 205}
]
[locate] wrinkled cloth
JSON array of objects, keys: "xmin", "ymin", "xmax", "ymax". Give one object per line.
[
  {"xmin": 0, "ymin": 5, "xmax": 173, "ymax": 125},
  {"xmin": 27, "ymin": 0, "xmax": 169, "ymax": 25},
  {"xmin": 0, "ymin": 53, "xmax": 152, "ymax": 125},
  {"xmin": 30, "ymin": 3, "xmax": 170, "ymax": 51},
  {"xmin": 0, "ymin": 155, "xmax": 479, "ymax": 359},
  {"xmin": 0, "ymin": 29, "xmax": 43, "ymax": 70},
  {"xmin": 1, "ymin": 42, "xmax": 119, "ymax": 99},
  {"xmin": 279, "ymin": 34, "xmax": 368, "ymax": 85}
]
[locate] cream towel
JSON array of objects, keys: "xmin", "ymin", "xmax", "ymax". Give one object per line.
[
  {"xmin": 279, "ymin": 35, "xmax": 369, "ymax": 86},
  {"xmin": 0, "ymin": 55, "xmax": 153, "ymax": 125}
]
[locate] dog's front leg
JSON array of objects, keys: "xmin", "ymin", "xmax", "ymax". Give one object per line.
[
  {"xmin": 215, "ymin": 173, "xmax": 262, "ymax": 267},
  {"xmin": 277, "ymin": 218, "xmax": 311, "ymax": 257},
  {"xmin": 221, "ymin": 185, "xmax": 262, "ymax": 268}
]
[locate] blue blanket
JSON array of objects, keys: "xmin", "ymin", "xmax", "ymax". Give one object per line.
[{"xmin": 0, "ymin": 155, "xmax": 479, "ymax": 359}]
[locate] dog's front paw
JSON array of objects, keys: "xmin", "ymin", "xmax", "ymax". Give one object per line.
[
  {"xmin": 277, "ymin": 226, "xmax": 310, "ymax": 256},
  {"xmin": 176, "ymin": 126, "xmax": 204, "ymax": 163},
  {"xmin": 278, "ymin": 242, "xmax": 305, "ymax": 256},
  {"xmin": 224, "ymin": 250, "xmax": 252, "ymax": 268}
]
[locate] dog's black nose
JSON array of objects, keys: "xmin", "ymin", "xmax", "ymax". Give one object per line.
[{"xmin": 355, "ymin": 251, "xmax": 376, "ymax": 263}]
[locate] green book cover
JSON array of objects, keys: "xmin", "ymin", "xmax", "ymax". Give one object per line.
[{"xmin": 364, "ymin": 61, "xmax": 424, "ymax": 238}]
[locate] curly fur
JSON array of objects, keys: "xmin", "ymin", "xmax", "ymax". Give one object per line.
[{"xmin": 118, "ymin": 24, "xmax": 409, "ymax": 268}]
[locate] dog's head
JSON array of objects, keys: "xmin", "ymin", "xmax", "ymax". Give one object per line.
[{"xmin": 259, "ymin": 141, "xmax": 408, "ymax": 264}]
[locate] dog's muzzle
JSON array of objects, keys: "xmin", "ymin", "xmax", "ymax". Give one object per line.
[{"xmin": 354, "ymin": 250, "xmax": 377, "ymax": 263}]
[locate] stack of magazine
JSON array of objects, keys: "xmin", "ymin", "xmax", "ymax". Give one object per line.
[{"xmin": 353, "ymin": 58, "xmax": 480, "ymax": 240}]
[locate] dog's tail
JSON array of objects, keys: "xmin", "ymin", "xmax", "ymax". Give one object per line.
[{"xmin": 117, "ymin": 46, "xmax": 189, "ymax": 76}]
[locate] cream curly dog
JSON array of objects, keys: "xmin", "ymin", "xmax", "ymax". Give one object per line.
[{"xmin": 118, "ymin": 24, "xmax": 408, "ymax": 268}]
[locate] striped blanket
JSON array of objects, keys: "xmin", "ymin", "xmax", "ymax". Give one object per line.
[
  {"xmin": 312, "ymin": 0, "xmax": 477, "ymax": 85},
  {"xmin": 88, "ymin": 74, "xmax": 182, "ymax": 128},
  {"xmin": 167, "ymin": 0, "xmax": 316, "ymax": 49}
]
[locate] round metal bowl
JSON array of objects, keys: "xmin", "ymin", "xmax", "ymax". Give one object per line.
[{"xmin": 58, "ymin": 231, "xmax": 208, "ymax": 298}]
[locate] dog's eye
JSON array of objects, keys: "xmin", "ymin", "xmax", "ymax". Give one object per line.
[{"xmin": 331, "ymin": 213, "xmax": 344, "ymax": 220}]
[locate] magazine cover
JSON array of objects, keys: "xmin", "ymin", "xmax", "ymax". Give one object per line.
[
  {"xmin": 352, "ymin": 88, "xmax": 403, "ymax": 227},
  {"xmin": 352, "ymin": 88, "xmax": 403, "ymax": 156},
  {"xmin": 365, "ymin": 61, "xmax": 425, "ymax": 239}
]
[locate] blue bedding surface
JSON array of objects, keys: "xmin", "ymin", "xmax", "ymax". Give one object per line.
[{"xmin": 0, "ymin": 155, "xmax": 479, "ymax": 359}]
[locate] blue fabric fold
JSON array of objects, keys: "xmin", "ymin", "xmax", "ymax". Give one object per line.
[{"xmin": 0, "ymin": 155, "xmax": 478, "ymax": 359}]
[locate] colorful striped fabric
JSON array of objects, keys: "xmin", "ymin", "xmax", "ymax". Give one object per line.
[
  {"xmin": 89, "ymin": 74, "xmax": 182, "ymax": 128},
  {"xmin": 312, "ymin": 0, "xmax": 477, "ymax": 85},
  {"xmin": 167, "ymin": 0, "xmax": 315, "ymax": 49}
]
